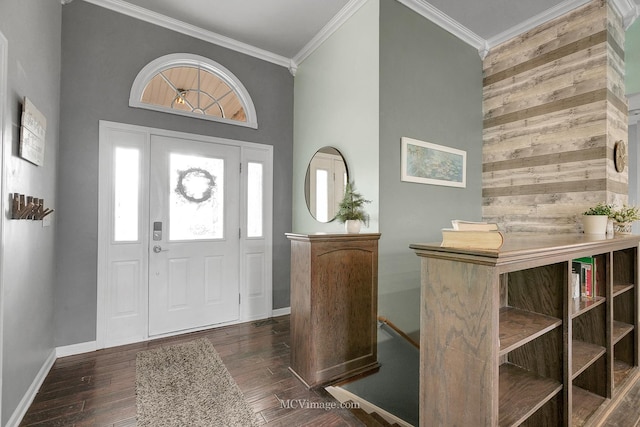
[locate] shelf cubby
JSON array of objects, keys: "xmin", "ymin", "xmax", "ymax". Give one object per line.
[
  {"xmin": 571, "ymin": 296, "xmax": 605, "ymax": 318},
  {"xmin": 614, "ymin": 291, "xmax": 636, "ymax": 329},
  {"xmin": 613, "ymin": 248, "xmax": 637, "ymax": 288},
  {"xmin": 573, "ymin": 303, "xmax": 606, "ymax": 344},
  {"xmin": 499, "ymin": 363, "xmax": 562, "ymax": 427},
  {"xmin": 612, "ymin": 320, "xmax": 634, "ymax": 344},
  {"xmin": 613, "ymin": 357, "xmax": 635, "ymax": 388},
  {"xmin": 571, "ymin": 385, "xmax": 606, "ymax": 427},
  {"xmin": 505, "ymin": 263, "xmax": 564, "ymax": 319},
  {"xmin": 614, "ymin": 333, "xmax": 636, "ymax": 388},
  {"xmin": 574, "ymin": 354, "xmax": 607, "ymax": 400},
  {"xmin": 572, "ymin": 340, "xmax": 606, "ymax": 379},
  {"xmin": 613, "ymin": 283, "xmax": 634, "ymax": 297},
  {"xmin": 499, "ymin": 306, "xmax": 562, "ymax": 356}
]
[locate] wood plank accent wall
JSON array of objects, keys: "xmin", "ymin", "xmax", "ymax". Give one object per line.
[{"xmin": 482, "ymin": 0, "xmax": 628, "ymax": 233}]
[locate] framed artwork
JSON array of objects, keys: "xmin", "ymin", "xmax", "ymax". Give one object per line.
[
  {"xmin": 20, "ymin": 97, "xmax": 47, "ymax": 166},
  {"xmin": 401, "ymin": 137, "xmax": 466, "ymax": 188}
]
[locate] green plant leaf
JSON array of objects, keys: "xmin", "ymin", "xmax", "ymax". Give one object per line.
[{"xmin": 335, "ymin": 181, "xmax": 371, "ymax": 224}]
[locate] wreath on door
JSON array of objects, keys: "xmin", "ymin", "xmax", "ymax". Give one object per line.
[{"xmin": 175, "ymin": 167, "xmax": 216, "ymax": 203}]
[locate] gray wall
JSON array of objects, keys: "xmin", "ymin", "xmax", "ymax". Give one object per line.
[
  {"xmin": 0, "ymin": 1, "xmax": 61, "ymax": 424},
  {"xmin": 57, "ymin": 1, "xmax": 293, "ymax": 346},
  {"xmin": 377, "ymin": 0, "xmax": 483, "ymax": 335}
]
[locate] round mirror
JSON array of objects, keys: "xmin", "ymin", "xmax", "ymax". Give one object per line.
[{"xmin": 304, "ymin": 147, "xmax": 349, "ymax": 223}]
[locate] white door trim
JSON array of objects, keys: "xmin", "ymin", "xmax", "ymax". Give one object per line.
[
  {"xmin": 0, "ymin": 31, "xmax": 8, "ymax": 421},
  {"xmin": 97, "ymin": 121, "xmax": 273, "ymax": 349}
]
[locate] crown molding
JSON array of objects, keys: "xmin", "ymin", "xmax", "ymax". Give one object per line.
[
  {"xmin": 393, "ymin": 0, "xmax": 601, "ymax": 59},
  {"xmin": 77, "ymin": 0, "xmax": 640, "ymax": 72},
  {"xmin": 292, "ymin": 0, "xmax": 369, "ymax": 66},
  {"xmin": 80, "ymin": 0, "xmax": 291, "ymax": 68},
  {"xmin": 486, "ymin": 0, "xmax": 591, "ymax": 49},
  {"xmin": 610, "ymin": 0, "xmax": 640, "ymax": 28},
  {"xmin": 396, "ymin": 0, "xmax": 486, "ymax": 55},
  {"xmin": 61, "ymin": 0, "xmax": 74, "ymax": 4}
]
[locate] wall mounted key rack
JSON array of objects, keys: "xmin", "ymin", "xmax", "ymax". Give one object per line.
[{"xmin": 11, "ymin": 194, "xmax": 54, "ymax": 220}]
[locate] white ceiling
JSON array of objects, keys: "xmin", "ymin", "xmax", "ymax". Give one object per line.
[
  {"xmin": 116, "ymin": 0, "xmax": 351, "ymax": 58},
  {"xmin": 84, "ymin": 0, "xmax": 640, "ymax": 66}
]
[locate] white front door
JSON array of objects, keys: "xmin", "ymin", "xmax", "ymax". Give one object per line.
[
  {"xmin": 98, "ymin": 122, "xmax": 273, "ymax": 349},
  {"xmin": 148, "ymin": 135, "xmax": 240, "ymax": 336}
]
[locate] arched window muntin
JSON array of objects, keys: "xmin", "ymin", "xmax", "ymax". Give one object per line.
[{"xmin": 129, "ymin": 53, "xmax": 258, "ymax": 129}]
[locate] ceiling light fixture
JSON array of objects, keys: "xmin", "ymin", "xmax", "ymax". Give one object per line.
[{"xmin": 175, "ymin": 89, "xmax": 188, "ymax": 105}]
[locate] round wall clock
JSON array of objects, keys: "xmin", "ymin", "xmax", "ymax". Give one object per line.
[{"xmin": 614, "ymin": 140, "xmax": 627, "ymax": 173}]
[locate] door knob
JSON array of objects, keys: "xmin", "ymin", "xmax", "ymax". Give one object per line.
[{"xmin": 153, "ymin": 245, "xmax": 168, "ymax": 253}]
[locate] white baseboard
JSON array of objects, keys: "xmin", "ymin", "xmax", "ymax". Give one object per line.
[
  {"xmin": 272, "ymin": 307, "xmax": 291, "ymax": 317},
  {"xmin": 56, "ymin": 340, "xmax": 97, "ymax": 358},
  {"xmin": 6, "ymin": 349, "xmax": 56, "ymax": 427}
]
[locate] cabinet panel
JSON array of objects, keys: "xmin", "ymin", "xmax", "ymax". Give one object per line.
[
  {"xmin": 421, "ymin": 257, "xmax": 498, "ymax": 426},
  {"xmin": 287, "ymin": 233, "xmax": 380, "ymax": 388},
  {"xmin": 314, "ymin": 245, "xmax": 376, "ymax": 373}
]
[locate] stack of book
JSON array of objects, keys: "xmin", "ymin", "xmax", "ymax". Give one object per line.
[
  {"xmin": 572, "ymin": 257, "xmax": 596, "ymax": 299},
  {"xmin": 441, "ymin": 220, "xmax": 504, "ymax": 250}
]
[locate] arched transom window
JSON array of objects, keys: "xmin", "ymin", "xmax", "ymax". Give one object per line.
[{"xmin": 129, "ymin": 54, "xmax": 257, "ymax": 128}]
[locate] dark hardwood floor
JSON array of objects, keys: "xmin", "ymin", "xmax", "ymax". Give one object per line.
[
  {"xmin": 19, "ymin": 316, "xmax": 367, "ymax": 427},
  {"xmin": 17, "ymin": 314, "xmax": 640, "ymax": 426}
]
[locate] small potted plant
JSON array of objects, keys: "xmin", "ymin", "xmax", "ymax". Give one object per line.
[
  {"xmin": 336, "ymin": 181, "xmax": 370, "ymax": 234},
  {"xmin": 611, "ymin": 205, "xmax": 640, "ymax": 234},
  {"xmin": 582, "ymin": 203, "xmax": 613, "ymax": 235}
]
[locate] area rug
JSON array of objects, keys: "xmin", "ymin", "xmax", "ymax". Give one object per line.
[{"xmin": 136, "ymin": 338, "xmax": 258, "ymax": 426}]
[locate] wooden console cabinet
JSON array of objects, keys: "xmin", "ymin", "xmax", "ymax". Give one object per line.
[
  {"xmin": 411, "ymin": 234, "xmax": 640, "ymax": 426},
  {"xmin": 286, "ymin": 233, "xmax": 381, "ymax": 388}
]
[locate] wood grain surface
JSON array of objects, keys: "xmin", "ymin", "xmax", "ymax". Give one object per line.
[
  {"xmin": 287, "ymin": 233, "xmax": 380, "ymax": 388},
  {"xmin": 482, "ymin": 0, "xmax": 628, "ymax": 233}
]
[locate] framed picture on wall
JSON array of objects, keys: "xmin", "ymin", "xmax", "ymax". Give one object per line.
[
  {"xmin": 20, "ymin": 97, "xmax": 47, "ymax": 166},
  {"xmin": 400, "ymin": 137, "xmax": 466, "ymax": 188}
]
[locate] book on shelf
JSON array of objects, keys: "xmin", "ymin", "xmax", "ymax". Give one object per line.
[
  {"xmin": 441, "ymin": 229, "xmax": 504, "ymax": 250},
  {"xmin": 573, "ymin": 257, "xmax": 596, "ymax": 299},
  {"xmin": 451, "ymin": 220, "xmax": 499, "ymax": 231}
]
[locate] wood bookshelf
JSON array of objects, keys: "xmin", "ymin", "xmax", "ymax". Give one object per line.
[{"xmin": 411, "ymin": 233, "xmax": 640, "ymax": 426}]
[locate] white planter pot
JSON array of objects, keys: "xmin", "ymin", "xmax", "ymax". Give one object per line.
[
  {"xmin": 345, "ymin": 220, "xmax": 361, "ymax": 234},
  {"xmin": 582, "ymin": 215, "xmax": 608, "ymax": 235}
]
